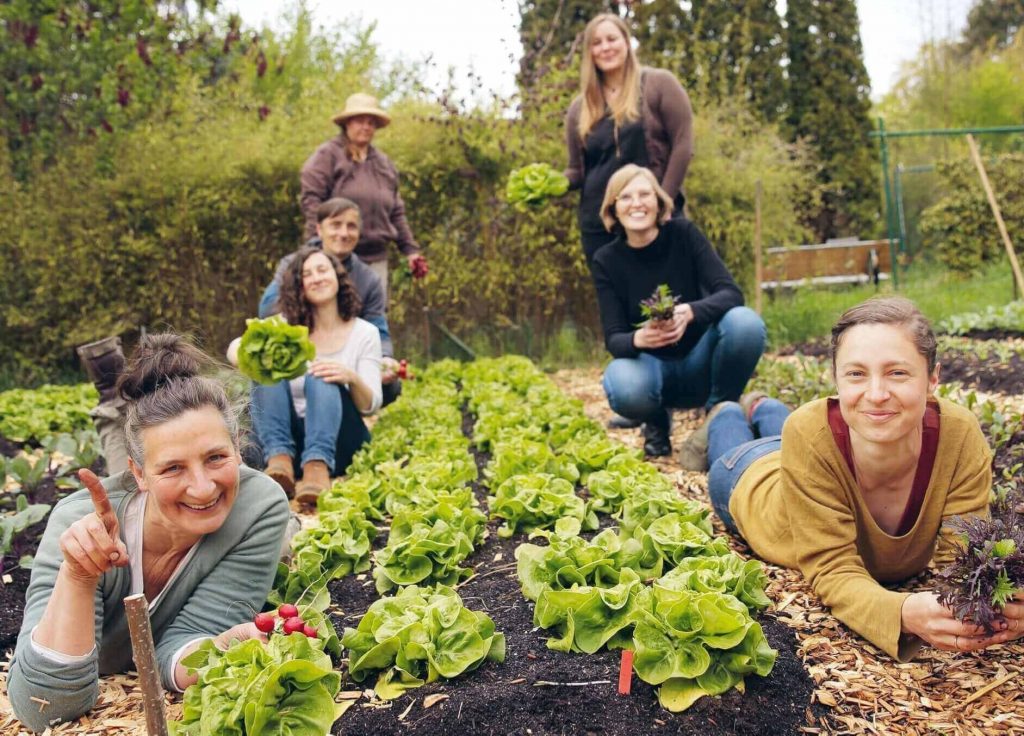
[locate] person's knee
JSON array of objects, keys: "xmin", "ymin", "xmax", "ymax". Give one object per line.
[
  {"xmin": 719, "ymin": 307, "xmax": 767, "ymax": 346},
  {"xmin": 602, "ymin": 359, "xmax": 659, "ymax": 417}
]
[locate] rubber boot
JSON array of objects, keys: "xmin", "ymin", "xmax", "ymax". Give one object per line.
[
  {"xmin": 295, "ymin": 460, "xmax": 331, "ymax": 504},
  {"xmin": 642, "ymin": 409, "xmax": 672, "ymax": 457},
  {"xmin": 76, "ymin": 336, "xmax": 125, "ymax": 403},
  {"xmin": 265, "ymin": 453, "xmax": 296, "ymax": 499}
]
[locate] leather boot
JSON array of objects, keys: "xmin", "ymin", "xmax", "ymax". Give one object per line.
[
  {"xmin": 265, "ymin": 454, "xmax": 296, "ymax": 499},
  {"xmin": 76, "ymin": 336, "xmax": 125, "ymax": 403},
  {"xmin": 295, "ymin": 460, "xmax": 331, "ymax": 504},
  {"xmin": 642, "ymin": 409, "xmax": 672, "ymax": 457}
]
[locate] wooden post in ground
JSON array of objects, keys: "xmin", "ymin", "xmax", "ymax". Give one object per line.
[
  {"xmin": 124, "ymin": 594, "xmax": 169, "ymax": 736},
  {"xmin": 754, "ymin": 179, "xmax": 763, "ymax": 314},
  {"xmin": 965, "ymin": 134, "xmax": 1024, "ymax": 297}
]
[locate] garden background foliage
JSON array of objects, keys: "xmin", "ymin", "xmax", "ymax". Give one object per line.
[{"xmin": 0, "ymin": 2, "xmax": 813, "ymax": 384}]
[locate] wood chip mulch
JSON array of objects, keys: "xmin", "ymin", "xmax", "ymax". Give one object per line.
[{"xmin": 2, "ymin": 365, "xmax": 1021, "ymax": 736}]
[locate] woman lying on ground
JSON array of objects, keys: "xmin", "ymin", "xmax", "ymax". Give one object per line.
[
  {"xmin": 705, "ymin": 296, "xmax": 1024, "ymax": 660},
  {"xmin": 591, "ymin": 164, "xmax": 765, "ymax": 459},
  {"xmin": 247, "ymin": 246, "xmax": 382, "ymax": 503},
  {"xmin": 8, "ymin": 334, "xmax": 291, "ymax": 733}
]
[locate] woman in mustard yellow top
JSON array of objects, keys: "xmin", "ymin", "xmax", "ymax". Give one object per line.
[{"xmin": 705, "ymin": 296, "xmax": 1024, "ymax": 660}]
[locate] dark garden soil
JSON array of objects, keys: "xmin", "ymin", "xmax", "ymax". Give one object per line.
[
  {"xmin": 939, "ymin": 349, "xmax": 1024, "ymax": 396},
  {"xmin": 324, "ymin": 403, "xmax": 822, "ymax": 736},
  {"xmin": 327, "ymin": 520, "xmax": 819, "ymax": 736}
]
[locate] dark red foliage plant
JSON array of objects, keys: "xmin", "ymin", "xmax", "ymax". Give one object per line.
[{"xmin": 935, "ymin": 482, "xmax": 1024, "ymax": 634}]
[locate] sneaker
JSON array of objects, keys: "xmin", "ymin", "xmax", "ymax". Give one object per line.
[
  {"xmin": 642, "ymin": 410, "xmax": 672, "ymax": 457},
  {"xmin": 607, "ymin": 413, "xmax": 642, "ymax": 430},
  {"xmin": 676, "ymin": 402, "xmax": 730, "ymax": 472}
]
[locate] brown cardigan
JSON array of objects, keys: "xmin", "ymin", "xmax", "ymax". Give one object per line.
[
  {"xmin": 729, "ymin": 397, "xmax": 992, "ymax": 661},
  {"xmin": 299, "ymin": 138, "xmax": 420, "ymax": 263},
  {"xmin": 564, "ymin": 67, "xmax": 694, "ymax": 199}
]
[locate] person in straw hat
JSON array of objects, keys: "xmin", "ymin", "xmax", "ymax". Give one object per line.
[{"xmin": 300, "ymin": 92, "xmax": 426, "ymax": 295}]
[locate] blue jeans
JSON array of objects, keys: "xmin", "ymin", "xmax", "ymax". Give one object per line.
[
  {"xmin": 602, "ymin": 306, "xmax": 766, "ymax": 420},
  {"xmin": 706, "ymin": 398, "xmax": 789, "ymax": 532},
  {"xmin": 250, "ymin": 375, "xmax": 370, "ymax": 475}
]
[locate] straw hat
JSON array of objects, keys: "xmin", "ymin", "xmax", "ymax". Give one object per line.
[{"xmin": 331, "ymin": 92, "xmax": 391, "ymax": 127}]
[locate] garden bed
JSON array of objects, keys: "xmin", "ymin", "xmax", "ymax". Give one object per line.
[{"xmin": 2, "ymin": 345, "xmax": 1024, "ymax": 735}]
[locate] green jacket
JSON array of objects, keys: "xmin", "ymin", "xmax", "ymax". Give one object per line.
[{"xmin": 8, "ymin": 466, "xmax": 290, "ymax": 732}]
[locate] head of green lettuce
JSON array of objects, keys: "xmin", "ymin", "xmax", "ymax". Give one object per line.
[{"xmin": 237, "ymin": 316, "xmax": 317, "ymax": 385}]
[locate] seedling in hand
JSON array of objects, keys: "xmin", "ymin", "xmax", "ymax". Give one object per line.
[{"xmin": 639, "ymin": 284, "xmax": 679, "ymax": 326}]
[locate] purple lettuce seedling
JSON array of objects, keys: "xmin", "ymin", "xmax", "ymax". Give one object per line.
[
  {"xmin": 935, "ymin": 484, "xmax": 1024, "ymax": 634},
  {"xmin": 639, "ymin": 284, "xmax": 679, "ymax": 324}
]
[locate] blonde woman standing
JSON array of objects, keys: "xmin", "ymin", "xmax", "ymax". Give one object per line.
[{"xmin": 565, "ymin": 13, "xmax": 694, "ymax": 267}]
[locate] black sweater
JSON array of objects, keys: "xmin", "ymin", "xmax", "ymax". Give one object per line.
[{"xmin": 592, "ymin": 218, "xmax": 744, "ymax": 360}]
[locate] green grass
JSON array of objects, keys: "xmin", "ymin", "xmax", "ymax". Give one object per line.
[{"xmin": 762, "ymin": 260, "xmax": 1019, "ymax": 349}]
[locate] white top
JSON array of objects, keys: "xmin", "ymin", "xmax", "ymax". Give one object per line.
[{"xmin": 289, "ymin": 317, "xmax": 383, "ymax": 417}]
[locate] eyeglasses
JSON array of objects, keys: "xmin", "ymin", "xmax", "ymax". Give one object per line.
[{"xmin": 616, "ymin": 190, "xmax": 656, "ymax": 205}]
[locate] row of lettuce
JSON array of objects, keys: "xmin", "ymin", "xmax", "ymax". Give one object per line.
[{"xmin": 172, "ymin": 355, "xmax": 778, "ymax": 734}]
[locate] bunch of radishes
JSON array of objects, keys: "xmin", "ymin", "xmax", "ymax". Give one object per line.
[
  {"xmin": 253, "ymin": 603, "xmax": 318, "ymax": 639},
  {"xmin": 396, "ymin": 359, "xmax": 414, "ymax": 380}
]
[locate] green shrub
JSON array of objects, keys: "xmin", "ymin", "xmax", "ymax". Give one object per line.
[{"xmin": 919, "ymin": 154, "xmax": 1024, "ymax": 274}]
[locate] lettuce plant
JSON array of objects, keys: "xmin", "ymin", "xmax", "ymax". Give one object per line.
[
  {"xmin": 639, "ymin": 284, "xmax": 679, "ymax": 323},
  {"xmin": 486, "ymin": 438, "xmax": 580, "ymax": 488},
  {"xmin": 658, "ymin": 555, "xmax": 771, "ymax": 612},
  {"xmin": 533, "ymin": 568, "xmax": 645, "ymax": 654},
  {"xmin": 373, "ymin": 499, "xmax": 487, "ymax": 594},
  {"xmin": 237, "ymin": 316, "xmax": 316, "ymax": 385},
  {"xmin": 506, "ymin": 162, "xmax": 570, "ymax": 210},
  {"xmin": 342, "ymin": 584, "xmax": 505, "ymax": 700},
  {"xmin": 935, "ymin": 504, "xmax": 1024, "ymax": 634},
  {"xmin": 489, "ymin": 472, "xmax": 596, "ymax": 538},
  {"xmin": 631, "ymin": 585, "xmax": 777, "ymax": 712},
  {"xmin": 170, "ymin": 633, "xmax": 342, "ymax": 735},
  {"xmin": 0, "ymin": 382, "xmax": 97, "ymax": 442}
]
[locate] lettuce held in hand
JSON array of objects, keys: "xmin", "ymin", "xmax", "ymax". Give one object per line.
[
  {"xmin": 238, "ymin": 316, "xmax": 316, "ymax": 385},
  {"xmin": 506, "ymin": 163, "xmax": 570, "ymax": 210}
]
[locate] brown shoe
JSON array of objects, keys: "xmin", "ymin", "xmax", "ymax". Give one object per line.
[
  {"xmin": 295, "ymin": 460, "xmax": 330, "ymax": 505},
  {"xmin": 265, "ymin": 454, "xmax": 296, "ymax": 499},
  {"xmin": 739, "ymin": 391, "xmax": 770, "ymax": 422}
]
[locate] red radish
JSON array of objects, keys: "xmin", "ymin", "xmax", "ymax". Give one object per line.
[
  {"xmin": 254, "ymin": 612, "xmax": 276, "ymax": 633},
  {"xmin": 302, "ymin": 623, "xmax": 318, "ymax": 638},
  {"xmin": 278, "ymin": 603, "xmax": 299, "ymax": 619},
  {"xmin": 283, "ymin": 616, "xmax": 305, "ymax": 634}
]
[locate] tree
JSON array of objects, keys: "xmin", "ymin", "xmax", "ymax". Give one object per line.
[
  {"xmin": 786, "ymin": 0, "xmax": 879, "ymax": 239},
  {"xmin": 0, "ymin": 0, "xmax": 229, "ymax": 179},
  {"xmin": 633, "ymin": 1, "xmax": 786, "ymax": 120},
  {"xmin": 961, "ymin": 0, "xmax": 1023, "ymax": 55},
  {"xmin": 518, "ymin": 0, "xmax": 619, "ymax": 85}
]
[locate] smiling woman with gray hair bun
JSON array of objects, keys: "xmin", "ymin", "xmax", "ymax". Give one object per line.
[
  {"xmin": 7, "ymin": 333, "xmax": 290, "ymax": 732},
  {"xmin": 300, "ymin": 92, "xmax": 426, "ymax": 295}
]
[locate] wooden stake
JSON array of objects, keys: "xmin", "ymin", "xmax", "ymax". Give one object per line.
[
  {"xmin": 124, "ymin": 593, "xmax": 169, "ymax": 736},
  {"xmin": 965, "ymin": 134, "xmax": 1024, "ymax": 297},
  {"xmin": 754, "ymin": 179, "xmax": 763, "ymax": 314}
]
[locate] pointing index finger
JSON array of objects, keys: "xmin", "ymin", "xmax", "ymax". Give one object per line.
[{"xmin": 79, "ymin": 468, "xmax": 118, "ymax": 533}]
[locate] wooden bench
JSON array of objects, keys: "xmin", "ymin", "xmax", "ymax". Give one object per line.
[{"xmin": 760, "ymin": 239, "xmax": 894, "ymax": 289}]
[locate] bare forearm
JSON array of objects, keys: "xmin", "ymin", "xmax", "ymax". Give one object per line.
[{"xmin": 33, "ymin": 567, "xmax": 99, "ymax": 656}]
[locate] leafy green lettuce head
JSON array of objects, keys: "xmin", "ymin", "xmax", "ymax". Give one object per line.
[
  {"xmin": 238, "ymin": 316, "xmax": 316, "ymax": 385},
  {"xmin": 506, "ymin": 163, "xmax": 570, "ymax": 210}
]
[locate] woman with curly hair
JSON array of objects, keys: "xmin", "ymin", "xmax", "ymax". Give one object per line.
[{"xmin": 250, "ymin": 246, "xmax": 382, "ymax": 502}]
